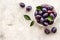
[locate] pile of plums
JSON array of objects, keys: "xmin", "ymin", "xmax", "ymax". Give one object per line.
[{"xmin": 34, "ymin": 4, "xmax": 57, "ymax": 26}]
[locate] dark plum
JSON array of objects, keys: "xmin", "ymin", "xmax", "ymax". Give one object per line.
[
  {"xmin": 50, "ymin": 13, "xmax": 55, "ymax": 18},
  {"xmin": 43, "ymin": 13, "xmax": 48, "ymax": 18},
  {"xmin": 53, "ymin": 12, "xmax": 57, "ymax": 18},
  {"xmin": 35, "ymin": 15, "xmax": 41, "ymax": 20},
  {"xmin": 40, "ymin": 17, "xmax": 44, "ymax": 23},
  {"xmin": 26, "ymin": 6, "xmax": 32, "ymax": 11},
  {"xmin": 44, "ymin": 18, "xmax": 49, "ymax": 23},
  {"xmin": 47, "ymin": 6, "xmax": 54, "ymax": 10},
  {"xmin": 39, "ymin": 11, "xmax": 43, "ymax": 15},
  {"xmin": 34, "ymin": 10, "xmax": 43, "ymax": 16},
  {"xmin": 42, "ymin": 21, "xmax": 48, "ymax": 26},
  {"xmin": 51, "ymin": 27, "xmax": 57, "ymax": 33},
  {"xmin": 34, "ymin": 10, "xmax": 39, "ymax": 16},
  {"xmin": 19, "ymin": 2, "xmax": 25, "ymax": 8},
  {"xmin": 42, "ymin": 8, "xmax": 47, "ymax": 13},
  {"xmin": 44, "ymin": 28, "xmax": 50, "ymax": 34}
]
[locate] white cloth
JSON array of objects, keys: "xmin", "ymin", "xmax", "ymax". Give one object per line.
[{"xmin": 0, "ymin": 0, "xmax": 60, "ymax": 40}]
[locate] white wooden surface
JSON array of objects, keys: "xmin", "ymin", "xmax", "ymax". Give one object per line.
[{"xmin": 0, "ymin": 0, "xmax": 60, "ymax": 40}]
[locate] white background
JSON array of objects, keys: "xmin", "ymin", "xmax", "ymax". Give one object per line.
[{"xmin": 0, "ymin": 0, "xmax": 60, "ymax": 40}]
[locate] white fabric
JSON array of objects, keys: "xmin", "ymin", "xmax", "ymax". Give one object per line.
[{"xmin": 0, "ymin": 0, "xmax": 60, "ymax": 40}]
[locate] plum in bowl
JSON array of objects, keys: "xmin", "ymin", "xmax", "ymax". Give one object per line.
[{"xmin": 34, "ymin": 4, "xmax": 57, "ymax": 26}]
